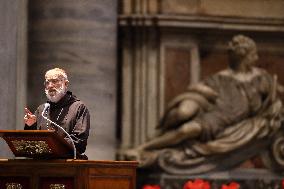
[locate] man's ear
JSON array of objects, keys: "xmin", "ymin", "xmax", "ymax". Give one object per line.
[{"xmin": 65, "ymin": 80, "xmax": 69, "ymax": 87}]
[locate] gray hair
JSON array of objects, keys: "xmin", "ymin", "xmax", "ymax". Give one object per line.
[{"xmin": 45, "ymin": 68, "xmax": 68, "ymax": 81}]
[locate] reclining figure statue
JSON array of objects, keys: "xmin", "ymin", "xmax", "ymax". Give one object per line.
[{"xmin": 125, "ymin": 35, "xmax": 284, "ymax": 175}]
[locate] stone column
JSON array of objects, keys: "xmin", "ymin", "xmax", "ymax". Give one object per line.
[
  {"xmin": 0, "ymin": 0, "xmax": 28, "ymax": 158},
  {"xmin": 28, "ymin": 0, "xmax": 117, "ymax": 160}
]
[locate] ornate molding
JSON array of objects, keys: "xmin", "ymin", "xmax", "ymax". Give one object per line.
[
  {"xmin": 119, "ymin": 15, "xmax": 284, "ymax": 32},
  {"xmin": 49, "ymin": 184, "xmax": 66, "ymax": 189},
  {"xmin": 5, "ymin": 183, "xmax": 22, "ymax": 189},
  {"xmin": 11, "ymin": 140, "xmax": 52, "ymax": 155}
]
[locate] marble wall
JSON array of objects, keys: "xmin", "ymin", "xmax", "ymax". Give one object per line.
[
  {"xmin": 118, "ymin": 0, "xmax": 284, "ymax": 154},
  {"xmin": 0, "ymin": 1, "xmax": 27, "ymax": 158},
  {"xmin": 27, "ymin": 0, "xmax": 117, "ymax": 160}
]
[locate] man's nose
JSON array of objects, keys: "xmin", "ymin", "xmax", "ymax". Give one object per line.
[{"xmin": 46, "ymin": 82, "xmax": 55, "ymax": 88}]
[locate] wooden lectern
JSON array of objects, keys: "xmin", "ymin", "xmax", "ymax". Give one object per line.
[
  {"xmin": 0, "ymin": 130, "xmax": 138, "ymax": 189},
  {"xmin": 0, "ymin": 130, "xmax": 74, "ymax": 159}
]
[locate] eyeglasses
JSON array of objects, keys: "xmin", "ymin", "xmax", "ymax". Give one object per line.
[{"xmin": 44, "ymin": 79, "xmax": 63, "ymax": 87}]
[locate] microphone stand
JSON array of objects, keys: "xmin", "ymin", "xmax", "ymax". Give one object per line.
[{"xmin": 41, "ymin": 103, "xmax": 77, "ymax": 159}]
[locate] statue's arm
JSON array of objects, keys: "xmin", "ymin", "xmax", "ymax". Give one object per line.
[{"xmin": 187, "ymin": 83, "xmax": 218, "ymax": 101}]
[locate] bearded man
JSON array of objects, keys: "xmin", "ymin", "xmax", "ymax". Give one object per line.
[{"xmin": 24, "ymin": 68, "xmax": 90, "ymax": 159}]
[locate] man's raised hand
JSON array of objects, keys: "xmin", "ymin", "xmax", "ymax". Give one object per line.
[{"xmin": 24, "ymin": 108, "xmax": 36, "ymax": 126}]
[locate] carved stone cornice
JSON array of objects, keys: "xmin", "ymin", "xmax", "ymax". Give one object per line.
[{"xmin": 119, "ymin": 14, "xmax": 284, "ymax": 32}]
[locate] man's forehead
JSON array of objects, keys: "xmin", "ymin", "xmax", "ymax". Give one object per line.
[{"xmin": 45, "ymin": 72, "xmax": 64, "ymax": 80}]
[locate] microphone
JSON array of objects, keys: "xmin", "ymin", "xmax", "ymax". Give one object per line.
[
  {"xmin": 42, "ymin": 103, "xmax": 50, "ymax": 117},
  {"xmin": 41, "ymin": 103, "xmax": 77, "ymax": 159}
]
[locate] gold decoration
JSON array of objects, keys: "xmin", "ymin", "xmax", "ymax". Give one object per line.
[
  {"xmin": 50, "ymin": 184, "xmax": 66, "ymax": 189},
  {"xmin": 6, "ymin": 183, "xmax": 22, "ymax": 189},
  {"xmin": 11, "ymin": 140, "xmax": 52, "ymax": 155}
]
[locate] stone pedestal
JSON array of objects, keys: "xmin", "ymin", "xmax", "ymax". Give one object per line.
[{"xmin": 137, "ymin": 168, "xmax": 284, "ymax": 189}]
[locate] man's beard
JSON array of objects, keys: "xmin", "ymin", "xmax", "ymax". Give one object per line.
[{"xmin": 45, "ymin": 85, "xmax": 67, "ymax": 103}]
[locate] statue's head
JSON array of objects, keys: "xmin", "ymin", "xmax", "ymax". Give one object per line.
[{"xmin": 228, "ymin": 35, "xmax": 258, "ymax": 71}]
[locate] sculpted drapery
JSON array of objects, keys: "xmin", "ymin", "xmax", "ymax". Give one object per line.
[{"xmin": 124, "ymin": 35, "xmax": 284, "ymax": 174}]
